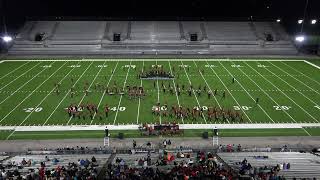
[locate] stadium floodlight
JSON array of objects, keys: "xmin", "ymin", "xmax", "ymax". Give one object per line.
[
  {"xmin": 298, "ymin": 19, "xmax": 303, "ymax": 24},
  {"xmin": 276, "ymin": 19, "xmax": 281, "ymax": 23},
  {"xmin": 1, "ymin": 35, "xmax": 12, "ymax": 43},
  {"xmin": 295, "ymin": 35, "xmax": 305, "ymax": 42},
  {"xmin": 311, "ymin": 19, "xmax": 317, "ymax": 24}
]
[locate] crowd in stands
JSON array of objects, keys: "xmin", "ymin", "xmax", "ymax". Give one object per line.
[
  {"xmin": 0, "ymin": 156, "xmax": 99, "ymax": 180},
  {"xmin": 105, "ymin": 151, "xmax": 234, "ymax": 179},
  {"xmin": 235, "ymin": 158, "xmax": 292, "ymax": 179}
]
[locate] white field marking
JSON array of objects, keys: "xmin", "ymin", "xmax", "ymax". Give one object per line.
[
  {"xmin": 3, "ymin": 62, "xmax": 67, "ymax": 125},
  {"xmin": 193, "ymin": 61, "xmax": 222, "ymax": 110},
  {"xmin": 269, "ymin": 62, "xmax": 320, "ymax": 96},
  {"xmin": 113, "ymin": 61, "xmax": 132, "ymax": 125},
  {"xmin": 0, "ymin": 62, "xmax": 46, "ymax": 105},
  {"xmin": 245, "ymin": 62, "xmax": 318, "ymax": 122},
  {"xmin": 156, "ymin": 60, "xmax": 162, "ymax": 124},
  {"xmin": 229, "ymin": 62, "xmax": 297, "ymax": 123},
  {"xmin": 2, "ymin": 123, "xmax": 320, "ymax": 132},
  {"xmin": 181, "ymin": 61, "xmax": 207, "ymax": 124},
  {"xmin": 0, "ymin": 61, "xmax": 30, "ymax": 81},
  {"xmin": 43, "ymin": 62, "xmax": 94, "ymax": 125},
  {"xmin": 22, "ymin": 61, "xmax": 81, "ymax": 125},
  {"xmin": 219, "ymin": 61, "xmax": 274, "ymax": 123},
  {"xmin": 205, "ymin": 60, "xmax": 252, "ymax": 123},
  {"xmin": 302, "ymin": 128, "xmax": 311, "ymax": 136},
  {"xmin": 5, "ymin": 130, "xmax": 15, "ymax": 140},
  {"xmin": 2, "ymin": 59, "xmax": 306, "ymax": 62},
  {"xmin": 136, "ymin": 61, "xmax": 144, "ymax": 124},
  {"xmin": 156, "ymin": 60, "xmax": 160, "ymax": 103},
  {"xmin": 168, "ymin": 60, "xmax": 184, "ymax": 124},
  {"xmin": 304, "ymin": 60, "xmax": 320, "ymax": 70},
  {"xmin": 0, "ymin": 62, "xmax": 58, "ymax": 122},
  {"xmin": 91, "ymin": 61, "xmax": 119, "ymax": 123},
  {"xmin": 264, "ymin": 62, "xmax": 320, "ymax": 120},
  {"xmin": 281, "ymin": 61, "xmax": 320, "ymax": 86},
  {"xmin": 67, "ymin": 61, "xmax": 107, "ymax": 125},
  {"xmin": 0, "ymin": 62, "xmax": 41, "ymax": 91}
]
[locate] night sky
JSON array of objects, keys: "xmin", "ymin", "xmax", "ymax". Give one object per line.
[
  {"xmin": 1, "ymin": 0, "xmax": 320, "ymax": 20},
  {"xmin": 0, "ymin": 0, "xmax": 319, "ymax": 33}
]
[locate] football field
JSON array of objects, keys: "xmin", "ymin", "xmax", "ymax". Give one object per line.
[{"xmin": 0, "ymin": 59, "xmax": 319, "ymax": 133}]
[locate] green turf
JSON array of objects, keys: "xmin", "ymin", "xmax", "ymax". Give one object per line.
[
  {"xmin": 5, "ymin": 128, "xmax": 316, "ymax": 140},
  {"xmin": 0, "ymin": 59, "xmax": 319, "ymax": 139}
]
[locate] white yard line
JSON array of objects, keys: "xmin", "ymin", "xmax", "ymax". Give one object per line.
[
  {"xmin": 205, "ymin": 60, "xmax": 252, "ymax": 123},
  {"xmin": 302, "ymin": 128, "xmax": 312, "ymax": 136},
  {"xmin": 3, "ymin": 123, "xmax": 320, "ymax": 132},
  {"xmin": 269, "ymin": 62, "xmax": 320, "ymax": 95},
  {"xmin": 43, "ymin": 62, "xmax": 94, "ymax": 125},
  {"xmin": 245, "ymin": 62, "xmax": 318, "ymax": 122},
  {"xmin": 0, "ymin": 62, "xmax": 45, "ymax": 105},
  {"xmin": 22, "ymin": 61, "xmax": 80, "ymax": 125},
  {"xmin": 263, "ymin": 62, "xmax": 319, "ymax": 122},
  {"xmin": 193, "ymin": 61, "xmax": 222, "ymax": 110},
  {"xmin": 218, "ymin": 61, "xmax": 274, "ymax": 123},
  {"xmin": 91, "ymin": 61, "xmax": 119, "ymax": 123},
  {"xmin": 281, "ymin": 61, "xmax": 320, "ymax": 86},
  {"xmin": 113, "ymin": 61, "xmax": 132, "ymax": 125},
  {"xmin": 232, "ymin": 62, "xmax": 297, "ymax": 123},
  {"xmin": 156, "ymin": 60, "xmax": 162, "ymax": 124},
  {"xmin": 156, "ymin": 60, "xmax": 160, "ymax": 103},
  {"xmin": 181, "ymin": 61, "xmax": 207, "ymax": 124},
  {"xmin": 136, "ymin": 61, "xmax": 144, "ymax": 124},
  {"xmin": 2, "ymin": 62, "xmax": 67, "ymax": 125},
  {"xmin": 0, "ymin": 61, "xmax": 30, "ymax": 81},
  {"xmin": 67, "ymin": 61, "xmax": 107, "ymax": 125},
  {"xmin": 0, "ymin": 62, "xmax": 40, "ymax": 92},
  {"xmin": 304, "ymin": 60, "xmax": 320, "ymax": 70},
  {"xmin": 0, "ymin": 62, "xmax": 67, "ymax": 126},
  {"xmin": 168, "ymin": 61, "xmax": 184, "ymax": 124}
]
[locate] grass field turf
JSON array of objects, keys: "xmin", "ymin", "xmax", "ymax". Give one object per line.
[{"xmin": 0, "ymin": 59, "xmax": 319, "ymax": 138}]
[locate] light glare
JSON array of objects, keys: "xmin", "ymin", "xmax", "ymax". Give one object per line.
[
  {"xmin": 2, "ymin": 36, "xmax": 12, "ymax": 42},
  {"xmin": 298, "ymin": 19, "xmax": 303, "ymax": 24},
  {"xmin": 295, "ymin": 36, "xmax": 305, "ymax": 42},
  {"xmin": 311, "ymin": 19, "xmax": 317, "ymax": 24}
]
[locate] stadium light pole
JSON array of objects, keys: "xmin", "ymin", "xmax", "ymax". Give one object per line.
[{"xmin": 300, "ymin": 0, "xmax": 309, "ymax": 33}]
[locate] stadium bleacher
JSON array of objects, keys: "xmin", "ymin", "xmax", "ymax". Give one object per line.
[
  {"xmin": 219, "ymin": 152, "xmax": 320, "ymax": 179},
  {"xmin": 9, "ymin": 21, "xmax": 297, "ymax": 55}
]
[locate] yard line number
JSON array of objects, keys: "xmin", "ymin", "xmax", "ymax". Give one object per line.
[
  {"xmin": 273, "ymin": 106, "xmax": 291, "ymax": 111},
  {"xmin": 124, "ymin": 65, "xmax": 136, "ymax": 68},
  {"xmin": 97, "ymin": 65, "xmax": 108, "ymax": 68},
  {"xmin": 233, "ymin": 106, "xmax": 252, "ymax": 111},
  {"xmin": 231, "ymin": 64, "xmax": 243, "ymax": 68},
  {"xmin": 152, "ymin": 106, "xmax": 209, "ymax": 111},
  {"xmin": 68, "ymin": 65, "xmax": 81, "ymax": 68},
  {"xmin": 23, "ymin": 107, "xmax": 43, "ymax": 113},
  {"xmin": 41, "ymin": 65, "xmax": 52, "ymax": 68},
  {"xmin": 110, "ymin": 107, "xmax": 126, "ymax": 112},
  {"xmin": 205, "ymin": 65, "xmax": 217, "ymax": 68}
]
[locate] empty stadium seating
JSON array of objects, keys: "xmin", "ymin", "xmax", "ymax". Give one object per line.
[
  {"xmin": 9, "ymin": 21, "xmax": 297, "ymax": 55},
  {"xmin": 219, "ymin": 152, "xmax": 320, "ymax": 179}
]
